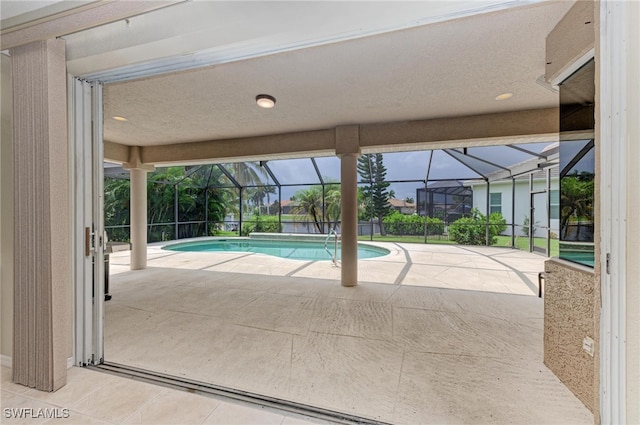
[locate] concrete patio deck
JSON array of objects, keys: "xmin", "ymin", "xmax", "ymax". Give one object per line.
[{"xmin": 105, "ymin": 241, "xmax": 593, "ymax": 424}]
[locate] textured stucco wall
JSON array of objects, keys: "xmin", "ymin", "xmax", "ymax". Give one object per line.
[
  {"xmin": 1, "ymin": 53, "xmax": 13, "ymax": 360},
  {"xmin": 544, "ymin": 259, "xmax": 597, "ymax": 412}
]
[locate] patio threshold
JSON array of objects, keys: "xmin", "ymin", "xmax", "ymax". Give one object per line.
[{"xmin": 92, "ymin": 362, "xmax": 390, "ymax": 425}]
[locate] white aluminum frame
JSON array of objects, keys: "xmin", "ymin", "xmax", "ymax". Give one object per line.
[
  {"xmin": 92, "ymin": 82, "xmax": 105, "ymax": 363},
  {"xmin": 71, "ymin": 78, "xmax": 105, "ymax": 366},
  {"xmin": 598, "ymin": 1, "xmax": 628, "ymax": 423}
]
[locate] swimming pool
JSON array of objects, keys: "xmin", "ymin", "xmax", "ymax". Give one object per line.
[
  {"xmin": 163, "ymin": 239, "xmax": 390, "ymax": 261},
  {"xmin": 559, "ymin": 251, "xmax": 595, "ymax": 268}
]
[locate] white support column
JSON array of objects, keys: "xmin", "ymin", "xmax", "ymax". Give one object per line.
[
  {"xmin": 129, "ymin": 168, "xmax": 147, "ymax": 270},
  {"xmin": 340, "ymin": 153, "xmax": 359, "ymax": 287},
  {"xmin": 336, "ymin": 125, "xmax": 360, "ymax": 287},
  {"xmin": 124, "ymin": 146, "xmax": 153, "ymax": 271}
]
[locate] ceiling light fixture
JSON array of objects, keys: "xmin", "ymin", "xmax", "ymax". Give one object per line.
[
  {"xmin": 495, "ymin": 92, "xmax": 513, "ymax": 101},
  {"xmin": 112, "ymin": 116, "xmax": 128, "ymax": 121},
  {"xmin": 256, "ymin": 94, "xmax": 276, "ymax": 108}
]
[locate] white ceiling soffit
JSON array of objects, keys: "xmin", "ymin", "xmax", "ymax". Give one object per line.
[
  {"xmin": 66, "ymin": 0, "xmax": 542, "ymax": 82},
  {"xmin": 102, "ymin": 1, "xmax": 572, "ymax": 147},
  {"xmin": 0, "ymin": 1, "xmax": 90, "ymax": 29}
]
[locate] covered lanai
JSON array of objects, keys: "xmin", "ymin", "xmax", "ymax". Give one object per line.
[{"xmin": 4, "ymin": 0, "xmax": 635, "ymax": 424}]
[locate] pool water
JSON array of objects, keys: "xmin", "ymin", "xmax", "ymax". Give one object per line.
[
  {"xmin": 559, "ymin": 251, "xmax": 595, "ymax": 268},
  {"xmin": 163, "ymin": 239, "xmax": 390, "ymax": 261}
]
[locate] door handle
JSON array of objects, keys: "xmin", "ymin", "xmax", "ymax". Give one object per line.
[{"xmin": 85, "ymin": 227, "xmax": 91, "ymax": 256}]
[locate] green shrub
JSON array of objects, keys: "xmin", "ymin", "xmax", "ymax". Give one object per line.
[
  {"xmin": 382, "ymin": 211, "xmax": 445, "ymax": 236},
  {"xmin": 241, "ymin": 213, "xmax": 281, "ymax": 236},
  {"xmin": 489, "ymin": 211, "xmax": 507, "ymax": 235},
  {"xmin": 449, "ymin": 208, "xmax": 506, "ymax": 245},
  {"xmin": 521, "ymin": 215, "xmax": 540, "ymax": 237}
]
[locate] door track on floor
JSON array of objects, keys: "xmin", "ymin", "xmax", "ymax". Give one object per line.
[{"xmin": 91, "ymin": 362, "xmax": 393, "ymax": 425}]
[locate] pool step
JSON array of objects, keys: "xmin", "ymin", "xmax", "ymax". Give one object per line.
[{"xmin": 249, "ymin": 232, "xmax": 341, "ymax": 242}]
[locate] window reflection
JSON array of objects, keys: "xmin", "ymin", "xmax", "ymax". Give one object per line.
[{"xmin": 558, "ymin": 59, "xmax": 595, "ymax": 267}]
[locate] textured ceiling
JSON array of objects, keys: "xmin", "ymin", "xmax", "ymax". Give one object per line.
[{"xmin": 102, "ymin": 1, "xmax": 572, "ymax": 147}]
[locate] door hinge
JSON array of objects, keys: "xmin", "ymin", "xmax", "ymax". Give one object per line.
[{"xmin": 606, "ymin": 253, "xmax": 611, "ymax": 275}]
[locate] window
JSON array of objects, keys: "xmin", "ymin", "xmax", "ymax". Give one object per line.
[
  {"xmin": 489, "ymin": 192, "xmax": 502, "ymax": 214},
  {"xmin": 550, "ymin": 189, "xmax": 560, "ymax": 220},
  {"xmin": 558, "ymin": 59, "xmax": 595, "ymax": 268}
]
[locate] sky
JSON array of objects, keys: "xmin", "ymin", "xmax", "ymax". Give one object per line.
[
  {"xmin": 106, "ymin": 141, "xmax": 554, "ymax": 203},
  {"xmin": 260, "ymin": 142, "xmax": 552, "ymax": 201}
]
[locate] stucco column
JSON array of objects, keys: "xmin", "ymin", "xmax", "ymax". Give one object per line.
[
  {"xmin": 124, "ymin": 146, "xmax": 153, "ymax": 271},
  {"xmin": 336, "ymin": 125, "xmax": 360, "ymax": 287},
  {"xmin": 340, "ymin": 153, "xmax": 359, "ymax": 286},
  {"xmin": 11, "ymin": 39, "xmax": 70, "ymax": 391},
  {"xmin": 129, "ymin": 168, "xmax": 148, "ymax": 270}
]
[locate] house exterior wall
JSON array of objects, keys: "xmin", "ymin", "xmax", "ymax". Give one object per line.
[
  {"xmin": 545, "ymin": 1, "xmax": 599, "ymax": 421},
  {"xmin": 470, "ymin": 178, "xmax": 559, "ymax": 237},
  {"xmin": 543, "ymin": 259, "xmax": 597, "ymax": 412}
]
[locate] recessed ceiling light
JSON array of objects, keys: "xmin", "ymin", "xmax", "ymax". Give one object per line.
[
  {"xmin": 495, "ymin": 93, "xmax": 513, "ymax": 101},
  {"xmin": 112, "ymin": 116, "xmax": 128, "ymax": 121},
  {"xmin": 256, "ymin": 94, "xmax": 276, "ymax": 108}
]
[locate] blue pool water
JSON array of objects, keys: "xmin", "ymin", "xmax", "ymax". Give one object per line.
[
  {"xmin": 163, "ymin": 239, "xmax": 390, "ymax": 261},
  {"xmin": 560, "ymin": 251, "xmax": 595, "ymax": 268}
]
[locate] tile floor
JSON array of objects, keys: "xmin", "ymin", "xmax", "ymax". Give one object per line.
[
  {"xmin": 1, "ymin": 242, "xmax": 594, "ymax": 424},
  {"xmin": 1, "ymin": 366, "xmax": 334, "ymax": 425},
  {"xmin": 97, "ymin": 242, "xmax": 593, "ymax": 424}
]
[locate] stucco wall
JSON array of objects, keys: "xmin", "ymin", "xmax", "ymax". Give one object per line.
[
  {"xmin": 543, "ymin": 258, "xmax": 597, "ymax": 412},
  {"xmin": 1, "ymin": 53, "xmax": 13, "ymax": 360}
]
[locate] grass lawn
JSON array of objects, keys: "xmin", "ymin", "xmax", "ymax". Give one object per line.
[
  {"xmin": 358, "ymin": 235, "xmax": 456, "ymax": 244},
  {"xmin": 495, "ymin": 235, "xmax": 559, "ymax": 257},
  {"xmin": 212, "ymin": 230, "xmax": 240, "ymax": 237},
  {"xmin": 359, "ymin": 233, "xmax": 558, "ymax": 256},
  {"xmin": 213, "ymin": 228, "xmax": 558, "ymax": 257}
]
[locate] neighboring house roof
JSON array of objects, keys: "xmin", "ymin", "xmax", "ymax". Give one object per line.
[
  {"xmin": 389, "ymin": 198, "xmax": 416, "ymax": 208},
  {"xmin": 279, "ymin": 200, "xmax": 296, "ymax": 207}
]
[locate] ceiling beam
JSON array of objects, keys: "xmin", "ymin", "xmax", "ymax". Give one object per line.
[
  {"xmin": 141, "ymin": 129, "xmax": 336, "ymax": 166},
  {"xmin": 1, "ymin": 1, "xmax": 184, "ymax": 51},
  {"xmin": 358, "ymin": 108, "xmax": 559, "ymax": 152},
  {"xmin": 104, "ymin": 140, "xmax": 129, "ymax": 164},
  {"xmin": 120, "ymin": 108, "xmax": 559, "ymax": 166}
]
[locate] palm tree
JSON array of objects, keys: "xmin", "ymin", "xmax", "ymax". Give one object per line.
[
  {"xmin": 228, "ymin": 161, "xmax": 267, "ymax": 187},
  {"xmin": 291, "ymin": 186, "xmax": 324, "ymax": 233},
  {"xmin": 560, "ymin": 171, "xmax": 594, "ymax": 239},
  {"xmin": 324, "ymin": 184, "xmax": 341, "ymax": 231},
  {"xmin": 227, "ymin": 161, "xmax": 269, "ymax": 217}
]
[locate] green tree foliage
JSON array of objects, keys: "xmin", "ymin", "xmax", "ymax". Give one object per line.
[
  {"xmin": 104, "ymin": 165, "xmax": 232, "ymax": 243},
  {"xmin": 382, "ymin": 211, "xmax": 444, "ymax": 236},
  {"xmin": 358, "ymin": 154, "xmax": 392, "ymax": 235},
  {"xmin": 290, "ymin": 184, "xmax": 341, "ymax": 233},
  {"xmin": 291, "ymin": 186, "xmax": 323, "ymax": 233},
  {"xmin": 241, "ymin": 212, "xmax": 281, "ymax": 236},
  {"xmin": 104, "ymin": 177, "xmax": 131, "ymax": 242},
  {"xmin": 448, "ymin": 208, "xmax": 507, "ymax": 245},
  {"xmin": 228, "ymin": 162, "xmax": 270, "ymax": 216},
  {"xmin": 522, "ymin": 215, "xmax": 540, "ymax": 237},
  {"xmin": 324, "ymin": 184, "xmax": 342, "ymax": 231},
  {"xmin": 560, "ymin": 171, "xmax": 594, "ymax": 239}
]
